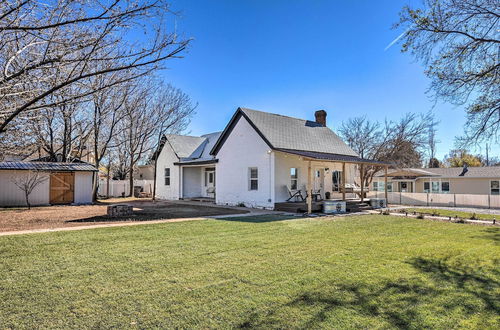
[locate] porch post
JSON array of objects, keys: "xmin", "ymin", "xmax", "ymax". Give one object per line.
[
  {"xmin": 307, "ymin": 160, "xmax": 312, "ymax": 214},
  {"xmin": 342, "ymin": 162, "xmax": 346, "ymax": 201},
  {"xmin": 384, "ymin": 165, "xmax": 388, "ymax": 201},
  {"xmin": 360, "ymin": 164, "xmax": 364, "ymax": 202}
]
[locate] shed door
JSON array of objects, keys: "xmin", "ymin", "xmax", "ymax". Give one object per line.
[{"xmin": 50, "ymin": 172, "xmax": 75, "ymax": 204}]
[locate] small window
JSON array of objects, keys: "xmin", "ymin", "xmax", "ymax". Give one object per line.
[
  {"xmin": 164, "ymin": 168, "xmax": 170, "ymax": 186},
  {"xmin": 373, "ymin": 182, "xmax": 379, "ymax": 191},
  {"xmin": 491, "ymin": 181, "xmax": 499, "ymax": 195},
  {"xmin": 441, "ymin": 182, "xmax": 450, "ymax": 193},
  {"xmin": 290, "ymin": 168, "xmax": 298, "ymax": 190},
  {"xmin": 431, "ymin": 181, "xmax": 440, "ymax": 193},
  {"xmin": 387, "ymin": 182, "xmax": 393, "ymax": 192},
  {"xmin": 249, "ymin": 167, "xmax": 258, "ymax": 190},
  {"xmin": 424, "ymin": 182, "xmax": 430, "ymax": 193}
]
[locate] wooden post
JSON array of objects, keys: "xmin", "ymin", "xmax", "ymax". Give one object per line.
[
  {"xmin": 307, "ymin": 161, "xmax": 312, "ymax": 214},
  {"xmin": 360, "ymin": 164, "xmax": 364, "ymax": 202},
  {"xmin": 384, "ymin": 165, "xmax": 388, "ymax": 201},
  {"xmin": 342, "ymin": 162, "xmax": 346, "ymax": 201}
]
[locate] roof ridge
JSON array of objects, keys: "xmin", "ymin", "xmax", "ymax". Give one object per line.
[{"xmin": 240, "ymin": 107, "xmax": 311, "ymax": 122}]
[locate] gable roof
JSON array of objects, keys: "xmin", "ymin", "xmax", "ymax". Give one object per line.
[
  {"xmin": 165, "ymin": 134, "xmax": 206, "ymax": 159},
  {"xmin": 210, "ymin": 107, "xmax": 358, "ymax": 157},
  {"xmin": 378, "ymin": 166, "xmax": 500, "ymax": 179},
  {"xmin": 159, "ymin": 132, "xmax": 222, "ymax": 165}
]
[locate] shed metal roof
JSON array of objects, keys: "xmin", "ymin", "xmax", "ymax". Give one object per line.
[
  {"xmin": 0, "ymin": 161, "xmax": 97, "ymax": 172},
  {"xmin": 277, "ymin": 149, "xmax": 389, "ymax": 165}
]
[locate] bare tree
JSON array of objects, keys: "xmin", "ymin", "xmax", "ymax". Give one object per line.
[
  {"xmin": 114, "ymin": 80, "xmax": 195, "ymax": 196},
  {"xmin": 395, "ymin": 0, "xmax": 500, "ymax": 145},
  {"xmin": 11, "ymin": 170, "xmax": 48, "ymax": 209},
  {"xmin": 339, "ymin": 112, "xmax": 435, "ymax": 188},
  {"xmin": 0, "ymin": 0, "xmax": 191, "ymax": 134}
]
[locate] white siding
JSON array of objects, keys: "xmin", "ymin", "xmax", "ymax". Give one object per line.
[
  {"xmin": 182, "ymin": 167, "xmax": 202, "ymax": 198},
  {"xmin": 0, "ymin": 170, "xmax": 50, "ymax": 206},
  {"xmin": 155, "ymin": 141, "xmax": 181, "ymax": 200},
  {"xmin": 216, "ymin": 116, "xmax": 275, "ymax": 209},
  {"xmin": 74, "ymin": 172, "xmax": 93, "ymax": 204}
]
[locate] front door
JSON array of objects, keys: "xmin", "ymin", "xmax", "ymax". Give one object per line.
[
  {"xmin": 398, "ymin": 181, "xmax": 413, "ymax": 193},
  {"xmin": 204, "ymin": 168, "xmax": 215, "ymax": 198},
  {"xmin": 50, "ymin": 172, "xmax": 75, "ymax": 204},
  {"xmin": 314, "ymin": 168, "xmax": 324, "ymax": 198}
]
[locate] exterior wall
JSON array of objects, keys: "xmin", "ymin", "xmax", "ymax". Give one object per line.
[
  {"xmin": 182, "ymin": 167, "xmax": 202, "ymax": 198},
  {"xmin": 216, "ymin": 116, "xmax": 275, "ymax": 209},
  {"xmin": 273, "ymin": 152, "xmax": 357, "ymax": 202},
  {"xmin": 155, "ymin": 142, "xmax": 181, "ymax": 200},
  {"xmin": 136, "ymin": 165, "xmax": 154, "ymax": 180},
  {"xmin": 374, "ymin": 177, "xmax": 499, "ymax": 195},
  {"xmin": 0, "ymin": 170, "xmax": 50, "ymax": 206},
  {"xmin": 74, "ymin": 172, "xmax": 94, "ymax": 204}
]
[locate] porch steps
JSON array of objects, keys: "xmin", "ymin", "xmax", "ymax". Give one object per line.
[{"xmin": 346, "ymin": 200, "xmax": 372, "ymax": 213}]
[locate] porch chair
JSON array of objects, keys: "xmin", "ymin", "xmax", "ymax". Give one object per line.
[
  {"xmin": 286, "ymin": 186, "xmax": 305, "ymax": 202},
  {"xmin": 206, "ymin": 187, "xmax": 215, "ymax": 199}
]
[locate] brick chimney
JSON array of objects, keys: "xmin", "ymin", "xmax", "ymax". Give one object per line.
[{"xmin": 314, "ymin": 110, "xmax": 327, "ymax": 126}]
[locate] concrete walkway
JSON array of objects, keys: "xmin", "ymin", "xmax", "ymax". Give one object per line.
[{"xmin": 0, "ymin": 207, "xmax": 284, "ymax": 237}]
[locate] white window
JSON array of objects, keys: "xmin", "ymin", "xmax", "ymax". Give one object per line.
[
  {"xmin": 249, "ymin": 167, "xmax": 258, "ymax": 190},
  {"xmin": 425, "ymin": 181, "xmax": 449, "ymax": 193},
  {"xmin": 373, "ymin": 182, "xmax": 378, "ymax": 191},
  {"xmin": 424, "ymin": 182, "xmax": 430, "ymax": 193},
  {"xmin": 290, "ymin": 168, "xmax": 298, "ymax": 190},
  {"xmin": 164, "ymin": 168, "xmax": 170, "ymax": 186},
  {"xmin": 374, "ymin": 182, "xmax": 393, "ymax": 192},
  {"xmin": 491, "ymin": 181, "xmax": 499, "ymax": 195},
  {"xmin": 431, "ymin": 181, "xmax": 440, "ymax": 193}
]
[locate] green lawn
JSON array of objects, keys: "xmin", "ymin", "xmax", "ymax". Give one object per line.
[
  {"xmin": 401, "ymin": 207, "xmax": 499, "ymax": 221},
  {"xmin": 0, "ymin": 215, "xmax": 498, "ymax": 329}
]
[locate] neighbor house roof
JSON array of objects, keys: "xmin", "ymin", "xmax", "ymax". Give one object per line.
[
  {"xmin": 377, "ymin": 166, "xmax": 500, "ymax": 179},
  {"xmin": 0, "ymin": 161, "xmax": 98, "ymax": 172},
  {"xmin": 210, "ymin": 107, "xmax": 359, "ymax": 157}
]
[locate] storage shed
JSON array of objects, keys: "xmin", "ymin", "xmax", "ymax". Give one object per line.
[{"xmin": 0, "ymin": 161, "xmax": 97, "ymax": 207}]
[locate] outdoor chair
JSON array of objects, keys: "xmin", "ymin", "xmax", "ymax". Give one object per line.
[{"xmin": 286, "ymin": 186, "xmax": 305, "ymax": 202}]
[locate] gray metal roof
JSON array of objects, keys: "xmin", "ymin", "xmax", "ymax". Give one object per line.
[
  {"xmin": 165, "ymin": 134, "xmax": 206, "ymax": 158},
  {"xmin": 240, "ymin": 108, "xmax": 358, "ymax": 156},
  {"xmin": 0, "ymin": 161, "xmax": 97, "ymax": 172},
  {"xmin": 378, "ymin": 166, "xmax": 500, "ymax": 178},
  {"xmin": 166, "ymin": 132, "xmax": 222, "ymax": 164}
]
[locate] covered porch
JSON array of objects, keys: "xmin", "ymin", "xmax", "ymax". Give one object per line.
[
  {"xmin": 274, "ymin": 149, "xmax": 389, "ymax": 213},
  {"xmin": 175, "ymin": 159, "xmax": 217, "ymax": 201}
]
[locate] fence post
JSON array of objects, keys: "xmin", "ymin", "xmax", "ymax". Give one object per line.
[
  {"xmin": 488, "ymin": 194, "xmax": 491, "ymax": 209},
  {"xmin": 399, "ymin": 191, "xmax": 402, "ymax": 205},
  {"xmin": 427, "ymin": 193, "xmax": 429, "ymax": 207}
]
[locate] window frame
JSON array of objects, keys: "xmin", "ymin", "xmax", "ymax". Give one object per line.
[
  {"xmin": 249, "ymin": 167, "xmax": 258, "ymax": 191},
  {"xmin": 491, "ymin": 180, "xmax": 500, "ymax": 195},
  {"xmin": 441, "ymin": 181, "xmax": 450, "ymax": 193},
  {"xmin": 164, "ymin": 168, "xmax": 170, "ymax": 186},
  {"xmin": 290, "ymin": 168, "xmax": 298, "ymax": 190}
]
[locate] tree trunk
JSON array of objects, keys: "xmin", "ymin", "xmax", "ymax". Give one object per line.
[
  {"xmin": 129, "ymin": 158, "xmax": 134, "ymax": 197},
  {"xmin": 25, "ymin": 191, "xmax": 31, "ymax": 210}
]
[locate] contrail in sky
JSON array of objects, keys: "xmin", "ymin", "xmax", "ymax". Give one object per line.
[{"xmin": 384, "ymin": 28, "xmax": 410, "ymax": 51}]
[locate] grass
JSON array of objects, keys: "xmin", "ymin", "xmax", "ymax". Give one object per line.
[
  {"xmin": 401, "ymin": 208, "xmax": 499, "ymax": 221},
  {"xmin": 0, "ymin": 215, "xmax": 498, "ymax": 328}
]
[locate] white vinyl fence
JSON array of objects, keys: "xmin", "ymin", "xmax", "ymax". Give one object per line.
[
  {"xmin": 98, "ymin": 179, "xmax": 154, "ymax": 198},
  {"xmin": 367, "ymin": 191, "xmax": 500, "ymax": 209}
]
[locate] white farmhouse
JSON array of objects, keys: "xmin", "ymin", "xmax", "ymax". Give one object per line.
[{"xmin": 154, "ymin": 108, "xmax": 387, "ymax": 211}]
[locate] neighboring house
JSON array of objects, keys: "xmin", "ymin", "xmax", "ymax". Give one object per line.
[
  {"xmin": 0, "ymin": 161, "xmax": 97, "ymax": 207},
  {"xmin": 154, "ymin": 107, "xmax": 384, "ymax": 209},
  {"xmin": 373, "ymin": 167, "xmax": 500, "ymax": 195}
]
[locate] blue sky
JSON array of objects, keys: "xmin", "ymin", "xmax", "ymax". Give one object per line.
[{"xmin": 160, "ymin": 0, "xmax": 498, "ymax": 161}]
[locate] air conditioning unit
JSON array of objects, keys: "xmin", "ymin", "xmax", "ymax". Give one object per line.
[
  {"xmin": 323, "ymin": 200, "xmax": 346, "ymax": 214},
  {"xmin": 370, "ymin": 198, "xmax": 387, "ymax": 209}
]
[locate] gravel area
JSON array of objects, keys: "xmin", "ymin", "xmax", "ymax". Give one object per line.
[{"xmin": 0, "ymin": 199, "xmax": 248, "ymax": 233}]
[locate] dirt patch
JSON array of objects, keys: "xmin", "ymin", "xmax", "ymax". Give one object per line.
[{"xmin": 0, "ymin": 199, "xmax": 248, "ymax": 232}]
